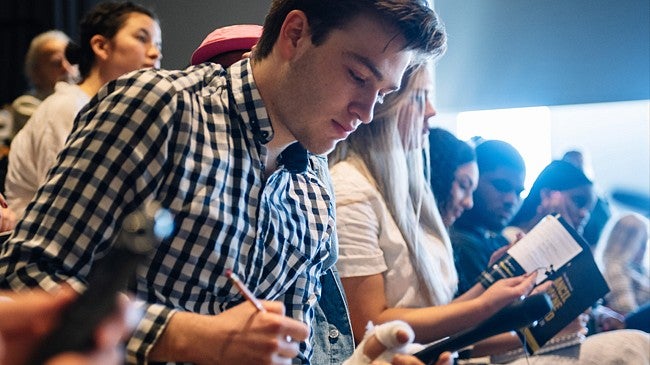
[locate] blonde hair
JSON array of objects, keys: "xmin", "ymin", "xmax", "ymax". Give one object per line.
[{"xmin": 329, "ymin": 64, "xmax": 457, "ymax": 305}]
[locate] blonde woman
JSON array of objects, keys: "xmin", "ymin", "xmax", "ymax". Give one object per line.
[{"xmin": 329, "ymin": 63, "xmax": 536, "ymax": 357}]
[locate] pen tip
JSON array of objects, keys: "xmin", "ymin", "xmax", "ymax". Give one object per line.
[{"xmin": 225, "ymin": 268, "xmax": 233, "ymax": 277}]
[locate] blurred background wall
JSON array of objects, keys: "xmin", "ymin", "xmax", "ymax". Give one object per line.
[{"xmin": 2, "ymin": 0, "xmax": 648, "ymax": 212}]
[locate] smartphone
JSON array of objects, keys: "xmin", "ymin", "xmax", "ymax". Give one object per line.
[{"xmin": 31, "ymin": 203, "xmax": 173, "ymax": 364}]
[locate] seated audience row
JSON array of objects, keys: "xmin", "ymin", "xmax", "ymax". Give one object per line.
[
  {"xmin": 1, "ymin": 0, "xmax": 647, "ymax": 364},
  {"xmin": 330, "ymin": 57, "xmax": 648, "ymax": 363}
]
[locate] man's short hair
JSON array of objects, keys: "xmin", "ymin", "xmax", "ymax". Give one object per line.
[
  {"xmin": 24, "ymin": 30, "xmax": 70, "ymax": 85},
  {"xmin": 475, "ymin": 139, "xmax": 526, "ymax": 175},
  {"xmin": 254, "ymin": 0, "xmax": 446, "ymax": 63}
]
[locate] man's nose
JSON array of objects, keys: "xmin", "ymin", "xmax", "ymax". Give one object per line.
[{"xmin": 349, "ymin": 93, "xmax": 377, "ymax": 124}]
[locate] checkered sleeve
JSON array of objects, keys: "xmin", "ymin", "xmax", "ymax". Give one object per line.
[{"xmin": 126, "ymin": 303, "xmax": 176, "ymax": 364}]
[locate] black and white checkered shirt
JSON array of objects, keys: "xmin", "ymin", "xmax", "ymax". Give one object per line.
[{"xmin": 0, "ymin": 59, "xmax": 337, "ymax": 364}]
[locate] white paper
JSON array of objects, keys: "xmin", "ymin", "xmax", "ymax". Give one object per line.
[{"xmin": 507, "ymin": 215, "xmax": 583, "ymax": 284}]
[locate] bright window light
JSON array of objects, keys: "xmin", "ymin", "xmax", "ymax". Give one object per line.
[{"xmin": 455, "ymin": 106, "xmax": 552, "ymax": 196}]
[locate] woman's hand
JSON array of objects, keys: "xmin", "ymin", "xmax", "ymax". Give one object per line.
[{"xmin": 479, "ymin": 272, "xmax": 538, "ymax": 314}]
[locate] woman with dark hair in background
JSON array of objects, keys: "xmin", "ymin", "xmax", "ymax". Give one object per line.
[
  {"xmin": 507, "ymin": 160, "xmax": 595, "ymax": 238},
  {"xmin": 5, "ymin": 1, "xmax": 162, "ymax": 221},
  {"xmin": 427, "ymin": 127, "xmax": 477, "ymax": 229}
]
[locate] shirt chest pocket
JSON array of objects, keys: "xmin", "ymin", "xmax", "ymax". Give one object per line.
[{"xmin": 250, "ymin": 171, "xmax": 334, "ymax": 298}]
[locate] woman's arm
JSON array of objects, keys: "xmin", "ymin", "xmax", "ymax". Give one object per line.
[{"xmin": 342, "ymin": 273, "xmax": 537, "ymax": 344}]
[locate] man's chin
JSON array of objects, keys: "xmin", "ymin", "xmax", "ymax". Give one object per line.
[{"xmin": 304, "ymin": 139, "xmax": 341, "ymax": 156}]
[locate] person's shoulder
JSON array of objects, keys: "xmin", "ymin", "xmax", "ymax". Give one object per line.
[
  {"xmin": 330, "ymin": 160, "xmax": 380, "ymax": 200},
  {"xmin": 331, "ymin": 160, "xmax": 370, "ymax": 186},
  {"xmin": 27, "ymin": 84, "xmax": 86, "ymax": 124},
  {"xmin": 40, "ymin": 83, "xmax": 86, "ymax": 108},
  {"xmin": 100, "ymin": 64, "xmax": 226, "ymax": 104},
  {"xmin": 449, "ymin": 225, "xmax": 483, "ymax": 247},
  {"xmin": 11, "ymin": 94, "xmax": 41, "ymax": 116}
]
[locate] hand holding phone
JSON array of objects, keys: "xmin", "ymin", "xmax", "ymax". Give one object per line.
[{"xmin": 30, "ymin": 203, "xmax": 173, "ymax": 364}]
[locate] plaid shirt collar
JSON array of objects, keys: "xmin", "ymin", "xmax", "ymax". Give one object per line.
[{"xmin": 227, "ymin": 58, "xmax": 309, "ymax": 174}]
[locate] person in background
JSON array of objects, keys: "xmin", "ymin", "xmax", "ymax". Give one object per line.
[
  {"xmin": 0, "ymin": 1, "xmax": 446, "ymax": 363},
  {"xmin": 427, "ymin": 127, "xmax": 477, "ymax": 229},
  {"xmin": 450, "ymin": 140, "xmax": 526, "ymax": 295},
  {"xmin": 494, "ymin": 159, "xmax": 650, "ymax": 364},
  {"xmin": 10, "ymin": 30, "xmax": 78, "ymax": 136},
  {"xmin": 561, "ymin": 149, "xmax": 612, "ymax": 250},
  {"xmin": 506, "ymin": 160, "xmax": 596, "ymax": 238},
  {"xmin": 428, "ymin": 139, "xmax": 650, "ymax": 364},
  {"xmin": 4, "ymin": 1, "xmax": 162, "ymax": 221},
  {"xmin": 594, "ymin": 213, "xmax": 650, "ymax": 332},
  {"xmin": 190, "ymin": 24, "xmax": 263, "ymax": 67}
]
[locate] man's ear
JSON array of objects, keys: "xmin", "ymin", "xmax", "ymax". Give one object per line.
[
  {"xmin": 90, "ymin": 34, "xmax": 110, "ymax": 62},
  {"xmin": 276, "ymin": 10, "xmax": 311, "ymax": 60}
]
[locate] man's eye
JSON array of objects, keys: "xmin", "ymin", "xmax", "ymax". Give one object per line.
[
  {"xmin": 491, "ymin": 180, "xmax": 512, "ymax": 193},
  {"xmin": 376, "ymin": 93, "xmax": 386, "ymax": 104},
  {"xmin": 349, "ymin": 70, "xmax": 366, "ymax": 85},
  {"xmin": 572, "ymin": 196, "xmax": 589, "ymax": 209}
]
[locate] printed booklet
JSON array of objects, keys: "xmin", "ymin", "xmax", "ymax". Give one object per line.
[{"xmin": 478, "ymin": 215, "xmax": 609, "ymax": 353}]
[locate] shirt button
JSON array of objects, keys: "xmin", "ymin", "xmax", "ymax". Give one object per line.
[{"xmin": 329, "ymin": 328, "xmax": 340, "ymax": 339}]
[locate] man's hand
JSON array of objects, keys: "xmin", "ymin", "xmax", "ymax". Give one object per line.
[
  {"xmin": 150, "ymin": 300, "xmax": 309, "ymax": 365},
  {"xmin": 487, "ymin": 232, "xmax": 524, "ymax": 267}
]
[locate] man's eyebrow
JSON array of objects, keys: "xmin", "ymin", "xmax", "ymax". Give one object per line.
[
  {"xmin": 138, "ymin": 27, "xmax": 151, "ymax": 37},
  {"xmin": 344, "ymin": 51, "xmax": 384, "ymax": 82}
]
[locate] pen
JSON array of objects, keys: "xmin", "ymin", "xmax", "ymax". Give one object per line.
[{"xmin": 225, "ymin": 268, "xmax": 266, "ymax": 312}]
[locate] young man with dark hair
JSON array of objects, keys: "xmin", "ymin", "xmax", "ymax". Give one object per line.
[
  {"xmin": 0, "ymin": 1, "xmax": 446, "ymax": 364},
  {"xmin": 450, "ymin": 139, "xmax": 526, "ymax": 295}
]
